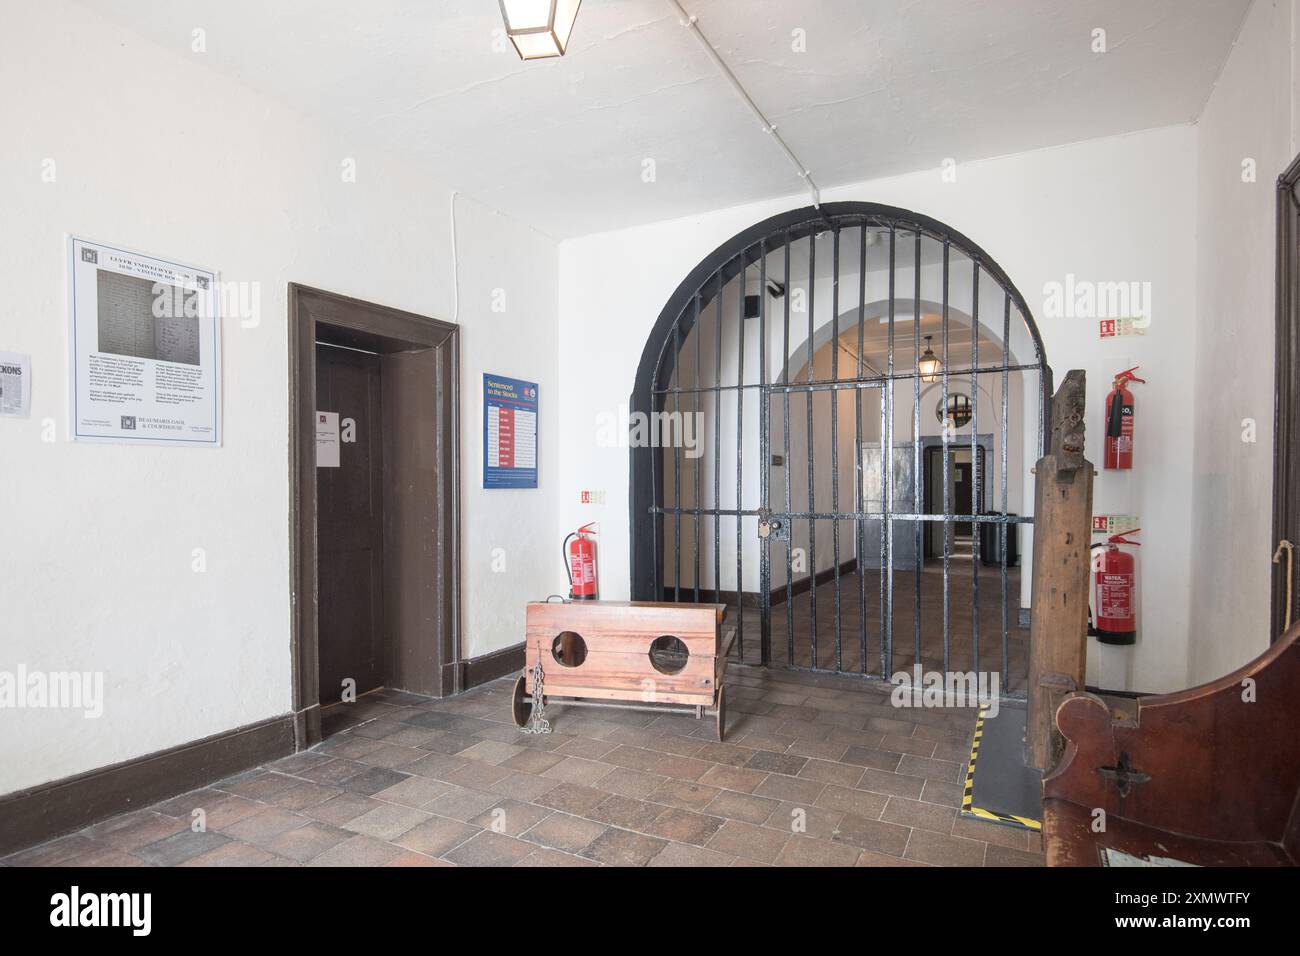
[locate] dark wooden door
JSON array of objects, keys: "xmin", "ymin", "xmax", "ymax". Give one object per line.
[
  {"xmin": 316, "ymin": 344, "xmax": 385, "ymax": 701},
  {"xmin": 922, "ymin": 446, "xmax": 942, "ymax": 559},
  {"xmin": 953, "ymin": 461, "xmax": 973, "ymax": 536}
]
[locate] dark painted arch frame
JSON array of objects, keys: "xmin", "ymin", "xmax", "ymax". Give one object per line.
[{"xmin": 628, "ymin": 200, "xmax": 1052, "ymax": 601}]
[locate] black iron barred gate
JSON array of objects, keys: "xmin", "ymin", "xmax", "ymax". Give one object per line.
[{"xmin": 630, "ymin": 203, "xmax": 1049, "ymax": 695}]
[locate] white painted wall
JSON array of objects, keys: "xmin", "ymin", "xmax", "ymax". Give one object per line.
[
  {"xmin": 456, "ymin": 200, "xmax": 562, "ymax": 661},
  {"xmin": 1189, "ymin": 0, "xmax": 1298, "ymax": 685},
  {"xmin": 0, "ymin": 0, "xmax": 559, "ymax": 794},
  {"xmin": 559, "ymin": 124, "xmax": 1200, "ymax": 694}
]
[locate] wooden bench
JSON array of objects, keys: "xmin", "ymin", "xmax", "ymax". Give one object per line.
[
  {"xmin": 511, "ymin": 600, "xmax": 733, "ymax": 740},
  {"xmin": 1042, "ymin": 621, "xmax": 1300, "ymax": 866}
]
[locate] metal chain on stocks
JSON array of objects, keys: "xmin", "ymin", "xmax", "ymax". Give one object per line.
[{"xmin": 521, "ymin": 641, "xmax": 552, "ymax": 735}]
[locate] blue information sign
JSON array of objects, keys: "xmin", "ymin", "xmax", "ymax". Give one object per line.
[{"xmin": 483, "ymin": 374, "xmax": 538, "ymax": 489}]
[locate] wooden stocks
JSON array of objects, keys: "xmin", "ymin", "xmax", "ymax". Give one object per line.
[{"xmin": 1026, "ymin": 370, "xmax": 1093, "ymax": 772}]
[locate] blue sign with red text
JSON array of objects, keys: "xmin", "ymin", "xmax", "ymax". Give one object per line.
[{"xmin": 483, "ymin": 374, "xmax": 538, "ymax": 489}]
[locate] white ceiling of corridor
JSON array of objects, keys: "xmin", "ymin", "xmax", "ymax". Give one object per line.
[{"xmin": 82, "ymin": 0, "xmax": 1250, "ymax": 237}]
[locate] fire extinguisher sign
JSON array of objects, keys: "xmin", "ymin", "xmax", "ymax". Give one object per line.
[{"xmin": 483, "ymin": 374, "xmax": 538, "ymax": 489}]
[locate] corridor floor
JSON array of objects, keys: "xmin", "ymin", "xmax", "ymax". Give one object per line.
[
  {"xmin": 724, "ymin": 562, "xmax": 1028, "ymax": 694},
  {"xmin": 2, "ymin": 666, "xmax": 1044, "ymax": 867}
]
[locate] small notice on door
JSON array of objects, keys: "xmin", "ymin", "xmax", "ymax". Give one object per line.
[
  {"xmin": 0, "ymin": 351, "xmax": 32, "ymax": 418},
  {"xmin": 316, "ymin": 411, "xmax": 340, "ymax": 468},
  {"xmin": 483, "ymin": 374, "xmax": 537, "ymax": 489}
]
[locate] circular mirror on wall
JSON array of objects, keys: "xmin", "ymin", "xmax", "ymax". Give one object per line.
[{"xmin": 935, "ymin": 393, "xmax": 973, "ymax": 428}]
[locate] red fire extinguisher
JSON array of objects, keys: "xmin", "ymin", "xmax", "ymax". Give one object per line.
[
  {"xmin": 1104, "ymin": 367, "xmax": 1145, "ymax": 470},
  {"xmin": 564, "ymin": 523, "xmax": 598, "ymax": 601},
  {"xmin": 1091, "ymin": 530, "xmax": 1139, "ymax": 645}
]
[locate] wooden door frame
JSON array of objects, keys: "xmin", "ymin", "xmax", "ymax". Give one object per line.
[
  {"xmin": 289, "ymin": 284, "xmax": 460, "ymax": 748},
  {"xmin": 1273, "ymin": 154, "xmax": 1300, "ymax": 642}
]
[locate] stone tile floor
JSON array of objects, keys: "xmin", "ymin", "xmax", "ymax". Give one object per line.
[{"xmin": 2, "ymin": 665, "xmax": 1045, "ymax": 867}]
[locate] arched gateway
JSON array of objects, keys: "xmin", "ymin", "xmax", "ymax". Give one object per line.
[{"xmin": 630, "ymin": 202, "xmax": 1050, "ymax": 694}]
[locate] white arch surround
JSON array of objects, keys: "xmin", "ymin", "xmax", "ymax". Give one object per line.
[{"xmin": 775, "ymin": 298, "xmax": 1019, "ymax": 386}]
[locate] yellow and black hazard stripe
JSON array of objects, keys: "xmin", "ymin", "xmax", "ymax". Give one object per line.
[{"xmin": 960, "ymin": 710, "xmax": 1042, "ymax": 832}]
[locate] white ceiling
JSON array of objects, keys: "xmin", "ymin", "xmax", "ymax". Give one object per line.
[{"xmin": 83, "ymin": 0, "xmax": 1250, "ymax": 238}]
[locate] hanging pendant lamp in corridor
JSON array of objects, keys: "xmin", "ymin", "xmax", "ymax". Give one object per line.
[
  {"xmin": 499, "ymin": 0, "xmax": 582, "ymax": 60},
  {"xmin": 919, "ymin": 334, "xmax": 942, "ymax": 383}
]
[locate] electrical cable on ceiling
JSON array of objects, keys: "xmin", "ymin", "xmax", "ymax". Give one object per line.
[{"xmin": 666, "ymin": 0, "xmax": 822, "ymax": 209}]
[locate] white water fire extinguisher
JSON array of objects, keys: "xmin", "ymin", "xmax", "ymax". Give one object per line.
[
  {"xmin": 564, "ymin": 523, "xmax": 598, "ymax": 600},
  {"xmin": 1090, "ymin": 530, "xmax": 1140, "ymax": 645}
]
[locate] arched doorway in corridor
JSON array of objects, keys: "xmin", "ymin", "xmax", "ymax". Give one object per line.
[{"xmin": 630, "ymin": 203, "xmax": 1049, "ymax": 695}]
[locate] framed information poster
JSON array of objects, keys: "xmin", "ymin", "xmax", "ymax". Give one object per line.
[
  {"xmin": 483, "ymin": 374, "xmax": 537, "ymax": 489},
  {"xmin": 67, "ymin": 236, "xmax": 221, "ymax": 446}
]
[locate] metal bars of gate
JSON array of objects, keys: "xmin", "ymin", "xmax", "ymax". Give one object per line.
[{"xmin": 645, "ymin": 209, "xmax": 1047, "ymax": 696}]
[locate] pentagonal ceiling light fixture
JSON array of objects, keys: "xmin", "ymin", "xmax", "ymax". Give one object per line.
[{"xmin": 499, "ymin": 0, "xmax": 582, "ymax": 60}]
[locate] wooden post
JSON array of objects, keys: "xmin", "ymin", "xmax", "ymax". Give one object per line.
[{"xmin": 1026, "ymin": 370, "xmax": 1094, "ymax": 772}]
